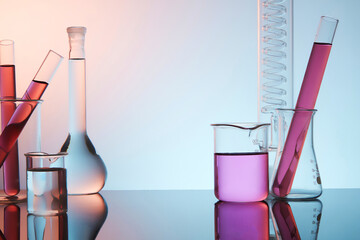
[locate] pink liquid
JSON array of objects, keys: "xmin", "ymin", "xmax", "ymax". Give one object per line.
[
  {"xmin": 215, "ymin": 152, "xmax": 268, "ymax": 202},
  {"xmin": 0, "ymin": 80, "xmax": 48, "ymax": 168},
  {"xmin": 272, "ymin": 201, "xmax": 300, "ymax": 240},
  {"xmin": 0, "ymin": 65, "xmax": 20, "ymax": 196},
  {"xmin": 272, "ymin": 43, "xmax": 332, "ymax": 197},
  {"xmin": 215, "ymin": 201, "xmax": 269, "ymax": 240}
]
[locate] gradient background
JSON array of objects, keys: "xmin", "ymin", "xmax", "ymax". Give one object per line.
[{"xmin": 0, "ymin": 0, "xmax": 357, "ymax": 190}]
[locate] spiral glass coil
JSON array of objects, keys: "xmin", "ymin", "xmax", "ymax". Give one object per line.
[{"xmin": 258, "ymin": 0, "xmax": 293, "ymax": 120}]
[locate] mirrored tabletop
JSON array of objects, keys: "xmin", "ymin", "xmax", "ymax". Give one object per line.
[{"xmin": 1, "ymin": 189, "xmax": 358, "ymax": 239}]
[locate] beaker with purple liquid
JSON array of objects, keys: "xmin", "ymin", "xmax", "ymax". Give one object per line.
[{"xmin": 212, "ymin": 123, "xmax": 270, "ymax": 202}]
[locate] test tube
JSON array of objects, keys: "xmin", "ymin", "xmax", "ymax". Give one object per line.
[
  {"xmin": 0, "ymin": 40, "xmax": 20, "ymax": 196},
  {"xmin": 271, "ymin": 17, "xmax": 338, "ymax": 197},
  {"xmin": 0, "ymin": 50, "xmax": 63, "ymax": 168}
]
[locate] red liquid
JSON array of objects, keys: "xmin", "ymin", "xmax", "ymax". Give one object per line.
[
  {"xmin": 0, "ymin": 65, "xmax": 20, "ymax": 196},
  {"xmin": 0, "ymin": 80, "xmax": 48, "ymax": 168},
  {"xmin": 272, "ymin": 201, "xmax": 300, "ymax": 240},
  {"xmin": 4, "ymin": 204, "xmax": 20, "ymax": 240},
  {"xmin": 272, "ymin": 43, "xmax": 332, "ymax": 197}
]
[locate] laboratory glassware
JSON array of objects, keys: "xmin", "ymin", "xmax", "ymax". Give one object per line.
[
  {"xmin": 26, "ymin": 152, "xmax": 68, "ymax": 215},
  {"xmin": 61, "ymin": 26, "xmax": 107, "ymax": 194},
  {"xmin": 0, "ymin": 99, "xmax": 42, "ymax": 203},
  {"xmin": 258, "ymin": 0, "xmax": 294, "ymax": 149},
  {"xmin": 271, "ymin": 108, "xmax": 321, "ymax": 199},
  {"xmin": 212, "ymin": 122, "xmax": 270, "ymax": 202},
  {"xmin": 0, "ymin": 50, "xmax": 63, "ymax": 168},
  {"xmin": 271, "ymin": 16, "xmax": 338, "ymax": 197},
  {"xmin": 0, "ymin": 40, "xmax": 20, "ymax": 196},
  {"xmin": 215, "ymin": 201, "xmax": 269, "ymax": 239},
  {"xmin": 270, "ymin": 199, "xmax": 322, "ymax": 239},
  {"xmin": 28, "ymin": 213, "xmax": 68, "ymax": 240}
]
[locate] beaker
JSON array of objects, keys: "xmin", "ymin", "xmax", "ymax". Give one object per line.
[
  {"xmin": 211, "ymin": 123, "xmax": 270, "ymax": 202},
  {"xmin": 215, "ymin": 201, "xmax": 269, "ymax": 240},
  {"xmin": 25, "ymin": 152, "xmax": 68, "ymax": 215},
  {"xmin": 270, "ymin": 199, "xmax": 322, "ymax": 240},
  {"xmin": 27, "ymin": 212, "xmax": 68, "ymax": 240},
  {"xmin": 270, "ymin": 109, "xmax": 321, "ymax": 199},
  {"xmin": 0, "ymin": 99, "xmax": 42, "ymax": 203}
]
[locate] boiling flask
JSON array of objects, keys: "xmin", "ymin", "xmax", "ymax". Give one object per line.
[
  {"xmin": 61, "ymin": 27, "xmax": 107, "ymax": 194},
  {"xmin": 270, "ymin": 109, "xmax": 321, "ymax": 199}
]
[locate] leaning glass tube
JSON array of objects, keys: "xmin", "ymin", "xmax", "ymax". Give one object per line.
[
  {"xmin": 0, "ymin": 51, "xmax": 63, "ymax": 168},
  {"xmin": 271, "ymin": 16, "xmax": 338, "ymax": 198},
  {"xmin": 258, "ymin": 0, "xmax": 294, "ymax": 149}
]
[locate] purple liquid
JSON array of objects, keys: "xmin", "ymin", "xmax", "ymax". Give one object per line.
[
  {"xmin": 272, "ymin": 201, "xmax": 300, "ymax": 240},
  {"xmin": 215, "ymin": 152, "xmax": 268, "ymax": 202},
  {"xmin": 272, "ymin": 43, "xmax": 332, "ymax": 197},
  {"xmin": 0, "ymin": 80, "xmax": 47, "ymax": 168},
  {"xmin": 0, "ymin": 64, "xmax": 20, "ymax": 196},
  {"xmin": 215, "ymin": 201, "xmax": 269, "ymax": 240}
]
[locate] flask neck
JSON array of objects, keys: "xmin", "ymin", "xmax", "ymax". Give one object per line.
[{"xmin": 67, "ymin": 27, "xmax": 87, "ymax": 135}]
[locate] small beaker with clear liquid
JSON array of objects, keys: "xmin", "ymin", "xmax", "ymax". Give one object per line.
[
  {"xmin": 270, "ymin": 108, "xmax": 322, "ymax": 199},
  {"xmin": 26, "ymin": 152, "xmax": 68, "ymax": 215}
]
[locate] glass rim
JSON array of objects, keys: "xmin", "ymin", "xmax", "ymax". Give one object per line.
[
  {"xmin": 0, "ymin": 98, "xmax": 43, "ymax": 103},
  {"xmin": 211, "ymin": 122, "xmax": 270, "ymax": 130},
  {"xmin": 24, "ymin": 152, "xmax": 68, "ymax": 158},
  {"xmin": 0, "ymin": 39, "xmax": 14, "ymax": 46},
  {"xmin": 275, "ymin": 108, "xmax": 318, "ymax": 112}
]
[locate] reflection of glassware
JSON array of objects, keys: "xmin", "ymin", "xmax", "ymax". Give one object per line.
[
  {"xmin": 61, "ymin": 26, "xmax": 107, "ymax": 194},
  {"xmin": 0, "ymin": 201, "xmax": 27, "ymax": 239},
  {"xmin": 26, "ymin": 152, "xmax": 68, "ymax": 215},
  {"xmin": 271, "ymin": 109, "xmax": 321, "ymax": 199},
  {"xmin": 270, "ymin": 199, "xmax": 322, "ymax": 240},
  {"xmin": 0, "ymin": 39, "xmax": 20, "ymax": 197},
  {"xmin": 258, "ymin": 0, "xmax": 294, "ymax": 149},
  {"xmin": 271, "ymin": 16, "xmax": 338, "ymax": 198},
  {"xmin": 215, "ymin": 201, "xmax": 269, "ymax": 239},
  {"xmin": 68, "ymin": 193, "xmax": 108, "ymax": 239},
  {"xmin": 211, "ymin": 123, "xmax": 270, "ymax": 202},
  {"xmin": 27, "ymin": 213, "xmax": 68, "ymax": 240},
  {"xmin": 0, "ymin": 99, "xmax": 42, "ymax": 203},
  {"xmin": 0, "ymin": 50, "xmax": 63, "ymax": 169},
  {"xmin": 4, "ymin": 204, "xmax": 20, "ymax": 239}
]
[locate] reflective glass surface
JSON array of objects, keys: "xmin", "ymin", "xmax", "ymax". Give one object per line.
[{"xmin": 0, "ymin": 189, "xmax": 358, "ymax": 239}]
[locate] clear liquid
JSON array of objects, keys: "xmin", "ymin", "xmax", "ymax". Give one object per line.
[
  {"xmin": 214, "ymin": 152, "xmax": 268, "ymax": 202},
  {"xmin": 27, "ymin": 168, "xmax": 67, "ymax": 215},
  {"xmin": 28, "ymin": 213, "xmax": 68, "ymax": 240},
  {"xmin": 272, "ymin": 43, "xmax": 332, "ymax": 197},
  {"xmin": 61, "ymin": 58, "xmax": 106, "ymax": 194}
]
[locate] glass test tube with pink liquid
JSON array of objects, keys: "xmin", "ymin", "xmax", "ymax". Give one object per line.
[
  {"xmin": 0, "ymin": 51, "xmax": 63, "ymax": 169},
  {"xmin": 271, "ymin": 16, "xmax": 338, "ymax": 198}
]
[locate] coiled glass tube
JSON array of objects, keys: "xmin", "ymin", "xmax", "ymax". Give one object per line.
[{"xmin": 258, "ymin": 0, "xmax": 293, "ymax": 128}]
